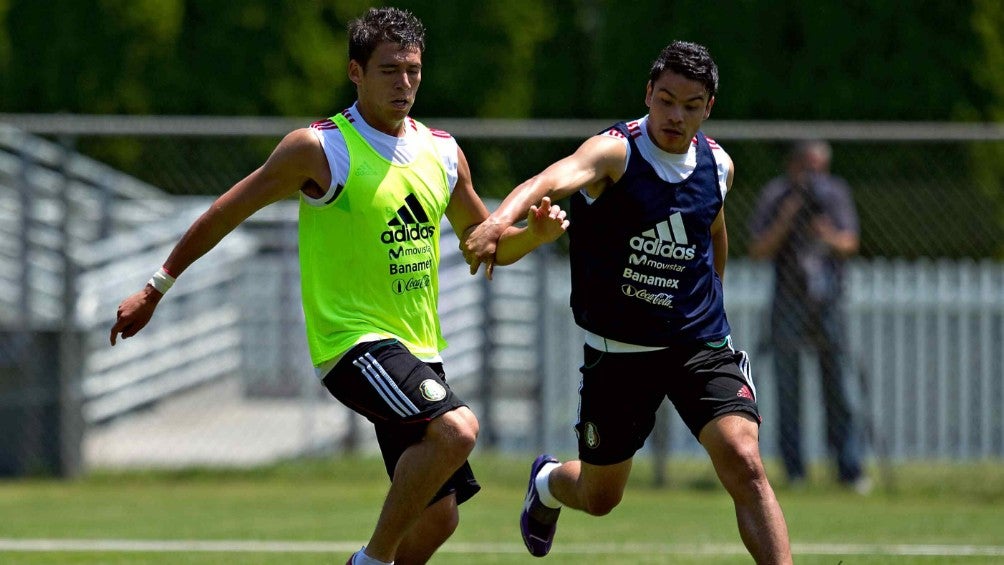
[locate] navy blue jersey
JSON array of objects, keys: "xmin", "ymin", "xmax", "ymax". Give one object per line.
[{"xmin": 568, "ymin": 123, "xmax": 730, "ymax": 346}]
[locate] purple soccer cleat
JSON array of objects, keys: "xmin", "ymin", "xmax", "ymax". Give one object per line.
[{"xmin": 520, "ymin": 454, "xmax": 562, "ymax": 557}]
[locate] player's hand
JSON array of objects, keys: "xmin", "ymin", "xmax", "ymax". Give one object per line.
[
  {"xmin": 779, "ymin": 192, "xmax": 804, "ymax": 221},
  {"xmin": 462, "ymin": 220, "xmax": 505, "ymax": 278},
  {"xmin": 527, "ymin": 196, "xmax": 568, "ymax": 243},
  {"xmin": 812, "ymin": 216, "xmax": 841, "ymax": 246},
  {"xmin": 109, "ymin": 286, "xmax": 163, "ymax": 346}
]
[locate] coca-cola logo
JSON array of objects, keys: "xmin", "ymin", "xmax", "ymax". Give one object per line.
[
  {"xmin": 392, "ymin": 275, "xmax": 432, "ymax": 294},
  {"xmin": 620, "ymin": 284, "xmax": 674, "ymax": 308}
]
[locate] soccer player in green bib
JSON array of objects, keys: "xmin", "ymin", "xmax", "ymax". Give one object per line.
[{"xmin": 110, "ymin": 8, "xmax": 568, "ymax": 565}]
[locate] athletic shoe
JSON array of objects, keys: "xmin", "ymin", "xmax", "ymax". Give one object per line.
[{"xmin": 520, "ymin": 454, "xmax": 561, "ymax": 557}]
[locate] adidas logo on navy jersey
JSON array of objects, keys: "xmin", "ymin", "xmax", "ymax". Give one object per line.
[
  {"xmin": 629, "ymin": 212, "xmax": 696, "ymax": 261},
  {"xmin": 381, "ymin": 194, "xmax": 437, "ymax": 244}
]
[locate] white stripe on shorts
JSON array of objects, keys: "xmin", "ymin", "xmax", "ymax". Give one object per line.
[
  {"xmin": 737, "ymin": 349, "xmax": 757, "ymax": 399},
  {"xmin": 352, "ymin": 352, "xmax": 420, "ymax": 418},
  {"xmin": 722, "ymin": 335, "xmax": 757, "ymax": 399}
]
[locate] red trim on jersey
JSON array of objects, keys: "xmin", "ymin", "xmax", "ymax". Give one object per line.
[
  {"xmin": 602, "ymin": 128, "xmax": 626, "ymax": 139},
  {"xmin": 341, "ymin": 108, "xmax": 355, "ymax": 123},
  {"xmin": 430, "ymin": 128, "xmax": 452, "ymax": 139},
  {"xmin": 626, "ymin": 120, "xmax": 642, "ymax": 138},
  {"xmin": 310, "ymin": 119, "xmax": 337, "ymax": 130},
  {"xmin": 407, "ymin": 116, "xmax": 418, "ymax": 131}
]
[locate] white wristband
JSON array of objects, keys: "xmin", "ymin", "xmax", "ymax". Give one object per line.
[{"xmin": 148, "ymin": 267, "xmax": 176, "ymax": 294}]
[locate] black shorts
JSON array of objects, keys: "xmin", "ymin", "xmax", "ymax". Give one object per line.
[
  {"xmin": 321, "ymin": 339, "xmax": 480, "ymax": 505},
  {"xmin": 576, "ymin": 337, "xmax": 760, "ymax": 466}
]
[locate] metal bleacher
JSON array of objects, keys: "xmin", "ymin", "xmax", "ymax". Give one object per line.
[{"xmin": 0, "ymin": 124, "xmax": 258, "ymax": 428}]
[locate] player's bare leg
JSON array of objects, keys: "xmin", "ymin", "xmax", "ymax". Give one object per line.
[
  {"xmin": 365, "ymin": 407, "xmax": 478, "ymax": 563},
  {"xmin": 521, "ymin": 456, "xmax": 632, "ymax": 556},
  {"xmin": 395, "ymin": 494, "xmax": 459, "ymax": 564},
  {"xmin": 549, "ymin": 458, "xmax": 632, "ymax": 516},
  {"xmin": 701, "ymin": 413, "xmax": 792, "ymax": 565}
]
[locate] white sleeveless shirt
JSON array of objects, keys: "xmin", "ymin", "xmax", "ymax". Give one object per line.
[{"xmin": 305, "ymin": 102, "xmax": 460, "ymax": 206}]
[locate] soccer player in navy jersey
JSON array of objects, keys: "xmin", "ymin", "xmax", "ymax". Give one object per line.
[{"xmin": 463, "ymin": 41, "xmax": 792, "ymax": 564}]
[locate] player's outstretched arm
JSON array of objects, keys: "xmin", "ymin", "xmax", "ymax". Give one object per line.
[
  {"xmin": 110, "ymin": 128, "xmax": 325, "ymax": 345},
  {"xmin": 462, "ymin": 134, "xmax": 625, "ymax": 278},
  {"xmin": 492, "ymin": 197, "xmax": 568, "ymax": 269}
]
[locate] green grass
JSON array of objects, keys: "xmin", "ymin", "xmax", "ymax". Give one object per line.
[{"xmin": 1, "ymin": 453, "xmax": 1003, "ymax": 564}]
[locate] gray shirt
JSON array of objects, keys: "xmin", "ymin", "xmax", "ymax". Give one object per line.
[{"xmin": 748, "ymin": 172, "xmax": 859, "ymax": 306}]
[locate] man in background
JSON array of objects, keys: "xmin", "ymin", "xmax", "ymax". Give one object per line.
[{"xmin": 748, "ymin": 140, "xmax": 868, "ymax": 493}]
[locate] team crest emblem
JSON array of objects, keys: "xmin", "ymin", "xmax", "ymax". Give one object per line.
[
  {"xmin": 419, "ymin": 379, "xmax": 447, "ymax": 402},
  {"xmin": 584, "ymin": 422, "xmax": 600, "ymax": 449}
]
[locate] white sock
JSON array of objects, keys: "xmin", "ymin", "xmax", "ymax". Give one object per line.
[
  {"xmin": 535, "ymin": 461, "xmax": 563, "ymax": 509},
  {"xmin": 353, "ymin": 547, "xmax": 393, "ymax": 565}
]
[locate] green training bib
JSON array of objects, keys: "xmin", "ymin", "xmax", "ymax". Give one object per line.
[{"xmin": 299, "ymin": 113, "xmax": 450, "ymax": 365}]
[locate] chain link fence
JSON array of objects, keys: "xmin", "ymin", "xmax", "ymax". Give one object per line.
[{"xmin": 1, "ymin": 115, "xmax": 1002, "ymax": 487}]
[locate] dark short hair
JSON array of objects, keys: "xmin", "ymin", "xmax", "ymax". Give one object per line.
[
  {"xmin": 649, "ymin": 41, "xmax": 719, "ymax": 98},
  {"xmin": 788, "ymin": 139, "xmax": 832, "ymax": 163},
  {"xmin": 348, "ymin": 7, "xmax": 426, "ymax": 67}
]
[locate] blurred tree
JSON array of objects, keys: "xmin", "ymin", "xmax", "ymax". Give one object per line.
[
  {"xmin": 0, "ymin": 0, "xmax": 9, "ymax": 90},
  {"xmin": 542, "ymin": 0, "xmax": 992, "ymax": 121},
  {"xmin": 2, "ymin": 0, "xmax": 183, "ymax": 113},
  {"xmin": 0, "ymin": 0, "xmax": 351, "ymax": 116},
  {"xmin": 0, "ymin": 0, "xmax": 999, "ymax": 121},
  {"xmin": 726, "ymin": 1, "xmax": 982, "ymax": 120},
  {"xmin": 968, "ymin": 0, "xmax": 1004, "ymax": 256},
  {"xmin": 970, "ymin": 0, "xmax": 1004, "ymax": 121},
  {"xmin": 161, "ymin": 1, "xmax": 349, "ymax": 116}
]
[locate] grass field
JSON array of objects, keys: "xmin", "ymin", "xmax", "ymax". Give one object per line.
[{"xmin": 1, "ymin": 453, "xmax": 1003, "ymax": 564}]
